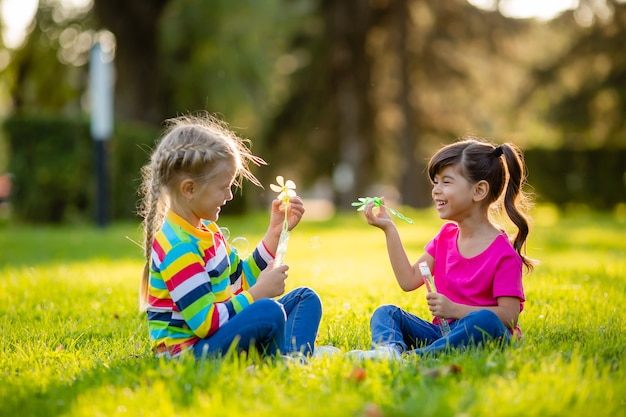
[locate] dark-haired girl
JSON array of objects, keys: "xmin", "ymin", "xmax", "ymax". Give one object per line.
[{"xmin": 350, "ymin": 138, "xmax": 537, "ymax": 359}]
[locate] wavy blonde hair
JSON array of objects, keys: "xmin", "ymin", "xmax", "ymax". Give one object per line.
[{"xmin": 137, "ymin": 113, "xmax": 266, "ymax": 311}]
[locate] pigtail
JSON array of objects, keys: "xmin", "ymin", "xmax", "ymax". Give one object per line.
[
  {"xmin": 500, "ymin": 144, "xmax": 536, "ymax": 272},
  {"xmin": 138, "ymin": 154, "xmax": 166, "ymax": 312}
]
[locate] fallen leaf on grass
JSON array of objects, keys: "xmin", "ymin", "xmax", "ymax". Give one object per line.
[
  {"xmin": 361, "ymin": 402, "xmax": 383, "ymax": 417},
  {"xmin": 348, "ymin": 366, "xmax": 367, "ymax": 383}
]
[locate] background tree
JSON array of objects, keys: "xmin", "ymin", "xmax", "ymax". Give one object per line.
[
  {"xmin": 267, "ymin": 0, "xmax": 531, "ymax": 207},
  {"xmin": 91, "ymin": 0, "xmax": 170, "ymax": 125},
  {"xmin": 2, "ymin": 0, "xmax": 624, "ymax": 219},
  {"xmin": 2, "ymin": 0, "xmax": 94, "ymax": 114},
  {"xmin": 518, "ymin": 0, "xmax": 626, "ymax": 148}
]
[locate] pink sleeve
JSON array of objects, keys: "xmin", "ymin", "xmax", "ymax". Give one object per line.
[{"xmin": 493, "ymin": 252, "xmax": 525, "ymax": 303}]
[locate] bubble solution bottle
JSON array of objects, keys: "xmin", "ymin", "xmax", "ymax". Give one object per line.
[{"xmin": 418, "ymin": 262, "xmax": 451, "ymax": 336}]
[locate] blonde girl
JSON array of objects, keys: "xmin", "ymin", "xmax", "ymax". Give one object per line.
[{"xmin": 138, "ymin": 114, "xmax": 322, "ymax": 359}]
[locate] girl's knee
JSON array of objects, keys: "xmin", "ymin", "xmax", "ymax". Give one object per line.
[
  {"xmin": 254, "ymin": 298, "xmax": 287, "ymax": 324},
  {"xmin": 467, "ymin": 309, "xmax": 499, "ymax": 322},
  {"xmin": 298, "ymin": 286, "xmax": 321, "ymax": 303},
  {"xmin": 371, "ymin": 304, "xmax": 400, "ymax": 321},
  {"xmin": 465, "ymin": 309, "xmax": 508, "ymax": 337},
  {"xmin": 293, "ymin": 286, "xmax": 322, "ymax": 310}
]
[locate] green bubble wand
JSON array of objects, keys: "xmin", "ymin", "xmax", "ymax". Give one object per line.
[
  {"xmin": 270, "ymin": 176, "xmax": 297, "ymax": 267},
  {"xmin": 351, "ymin": 197, "xmax": 414, "ymax": 224}
]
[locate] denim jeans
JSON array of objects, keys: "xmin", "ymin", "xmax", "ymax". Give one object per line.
[
  {"xmin": 193, "ymin": 287, "xmax": 322, "ymax": 358},
  {"xmin": 370, "ymin": 304, "xmax": 511, "ymax": 355}
]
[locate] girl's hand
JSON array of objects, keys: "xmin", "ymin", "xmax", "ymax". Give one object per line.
[
  {"xmin": 248, "ymin": 264, "xmax": 289, "ymax": 300},
  {"xmin": 363, "ymin": 199, "xmax": 394, "ymax": 231},
  {"xmin": 269, "ymin": 196, "xmax": 305, "ymax": 233},
  {"xmin": 426, "ymin": 292, "xmax": 454, "ymax": 319}
]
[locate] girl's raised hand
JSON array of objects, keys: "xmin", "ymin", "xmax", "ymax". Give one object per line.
[
  {"xmin": 363, "ymin": 199, "xmax": 394, "ymax": 230},
  {"xmin": 269, "ymin": 196, "xmax": 305, "ymax": 232}
]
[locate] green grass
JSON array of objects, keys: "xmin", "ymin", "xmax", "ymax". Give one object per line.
[{"xmin": 1, "ymin": 205, "xmax": 625, "ymax": 417}]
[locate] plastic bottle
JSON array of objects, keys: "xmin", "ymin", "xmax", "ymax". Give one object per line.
[{"xmin": 418, "ymin": 262, "xmax": 451, "ymax": 336}]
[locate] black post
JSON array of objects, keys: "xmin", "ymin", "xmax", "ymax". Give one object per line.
[
  {"xmin": 95, "ymin": 140, "xmax": 107, "ymax": 227},
  {"xmin": 90, "ymin": 40, "xmax": 114, "ymax": 228}
]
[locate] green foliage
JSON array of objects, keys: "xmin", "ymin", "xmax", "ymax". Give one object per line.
[
  {"xmin": 4, "ymin": 113, "xmax": 93, "ymax": 223},
  {"xmin": 1, "ymin": 1, "xmax": 94, "ymax": 113},
  {"xmin": 108, "ymin": 121, "xmax": 160, "ymax": 220},
  {"xmin": 0, "ymin": 208, "xmax": 624, "ymax": 416},
  {"xmin": 3, "ymin": 113, "xmax": 158, "ymax": 223},
  {"xmin": 525, "ymin": 148, "xmax": 626, "ymax": 209},
  {"xmin": 159, "ymin": 0, "xmax": 310, "ymax": 133}
]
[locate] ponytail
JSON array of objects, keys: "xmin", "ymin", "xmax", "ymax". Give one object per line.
[{"xmin": 500, "ymin": 143, "xmax": 537, "ymax": 272}]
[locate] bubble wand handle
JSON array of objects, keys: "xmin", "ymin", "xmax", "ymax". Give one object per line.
[
  {"xmin": 274, "ymin": 229, "xmax": 290, "ymax": 268},
  {"xmin": 274, "ymin": 206, "xmax": 290, "ymax": 268},
  {"xmin": 418, "ymin": 262, "xmax": 451, "ymax": 336},
  {"xmin": 270, "ymin": 176, "xmax": 297, "ymax": 268}
]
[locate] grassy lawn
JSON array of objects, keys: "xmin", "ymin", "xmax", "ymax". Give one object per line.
[{"xmin": 0, "ymin": 205, "xmax": 624, "ymax": 416}]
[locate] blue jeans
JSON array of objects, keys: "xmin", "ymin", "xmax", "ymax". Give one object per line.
[
  {"xmin": 193, "ymin": 287, "xmax": 322, "ymax": 358},
  {"xmin": 370, "ymin": 304, "xmax": 511, "ymax": 355}
]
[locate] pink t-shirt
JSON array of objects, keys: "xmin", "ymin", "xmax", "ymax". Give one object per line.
[{"xmin": 425, "ymin": 223, "xmax": 525, "ymax": 313}]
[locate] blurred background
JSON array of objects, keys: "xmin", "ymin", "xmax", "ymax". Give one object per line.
[{"xmin": 0, "ymin": 0, "xmax": 624, "ymax": 224}]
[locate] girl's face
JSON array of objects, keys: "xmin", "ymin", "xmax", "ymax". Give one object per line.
[
  {"xmin": 431, "ymin": 164, "xmax": 476, "ymax": 222},
  {"xmin": 186, "ymin": 161, "xmax": 236, "ymax": 225}
]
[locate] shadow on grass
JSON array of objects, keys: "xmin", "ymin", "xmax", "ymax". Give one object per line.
[
  {"xmin": 0, "ymin": 222, "xmax": 145, "ymax": 268},
  {"xmin": 0, "ymin": 353, "xmax": 230, "ymax": 416}
]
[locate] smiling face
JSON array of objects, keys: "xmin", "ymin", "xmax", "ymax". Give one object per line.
[
  {"xmin": 182, "ymin": 160, "xmax": 236, "ymax": 225},
  {"xmin": 431, "ymin": 164, "xmax": 477, "ymax": 222}
]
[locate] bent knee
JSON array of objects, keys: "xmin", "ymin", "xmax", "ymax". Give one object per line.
[
  {"xmin": 293, "ymin": 286, "xmax": 322, "ymax": 309},
  {"xmin": 466, "ymin": 309, "xmax": 509, "ymax": 337},
  {"xmin": 467, "ymin": 309, "xmax": 500, "ymax": 322},
  {"xmin": 371, "ymin": 304, "xmax": 401, "ymax": 321},
  {"xmin": 254, "ymin": 298, "xmax": 287, "ymax": 323}
]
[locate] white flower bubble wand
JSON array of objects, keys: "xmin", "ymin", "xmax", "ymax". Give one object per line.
[{"xmin": 270, "ymin": 176, "xmax": 297, "ymax": 267}]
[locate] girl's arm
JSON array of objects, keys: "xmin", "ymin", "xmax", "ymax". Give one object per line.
[
  {"xmin": 160, "ymin": 242, "xmax": 254, "ymax": 339},
  {"xmin": 363, "ymin": 201, "xmax": 425, "ymax": 291},
  {"xmin": 231, "ymin": 237, "xmax": 285, "ymax": 298},
  {"xmin": 427, "ymin": 294, "xmax": 521, "ymax": 329}
]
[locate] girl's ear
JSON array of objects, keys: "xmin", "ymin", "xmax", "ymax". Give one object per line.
[
  {"xmin": 180, "ymin": 178, "xmax": 195, "ymax": 200},
  {"xmin": 473, "ymin": 180, "xmax": 489, "ymax": 202}
]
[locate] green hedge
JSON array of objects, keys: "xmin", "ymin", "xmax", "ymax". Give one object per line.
[
  {"xmin": 525, "ymin": 148, "xmax": 626, "ymax": 210},
  {"xmin": 3, "ymin": 114, "xmax": 625, "ymax": 223},
  {"xmin": 3, "ymin": 114, "xmax": 158, "ymax": 223},
  {"xmin": 4, "ymin": 114, "xmax": 92, "ymax": 223},
  {"xmin": 108, "ymin": 122, "xmax": 160, "ymax": 220}
]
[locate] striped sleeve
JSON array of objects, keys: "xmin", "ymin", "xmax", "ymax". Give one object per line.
[
  {"xmin": 160, "ymin": 241, "xmax": 252, "ymax": 338},
  {"xmin": 231, "ymin": 241, "xmax": 274, "ymax": 294}
]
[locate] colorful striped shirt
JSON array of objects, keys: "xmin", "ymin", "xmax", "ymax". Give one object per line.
[{"xmin": 146, "ymin": 211, "xmax": 274, "ymax": 358}]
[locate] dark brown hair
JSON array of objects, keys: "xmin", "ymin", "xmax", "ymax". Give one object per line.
[{"xmin": 428, "ymin": 137, "xmax": 536, "ymax": 271}]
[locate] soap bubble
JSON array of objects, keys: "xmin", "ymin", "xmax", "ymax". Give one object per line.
[
  {"xmin": 219, "ymin": 227, "xmax": 231, "ymax": 241},
  {"xmin": 309, "ymin": 236, "xmax": 322, "ymax": 278},
  {"xmin": 231, "ymin": 237, "xmax": 250, "ymax": 256},
  {"xmin": 310, "ymin": 236, "xmax": 322, "ymax": 250},
  {"xmin": 311, "ymin": 265, "xmax": 321, "ymax": 279}
]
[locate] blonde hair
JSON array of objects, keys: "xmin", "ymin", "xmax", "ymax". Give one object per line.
[{"xmin": 137, "ymin": 113, "xmax": 266, "ymax": 310}]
